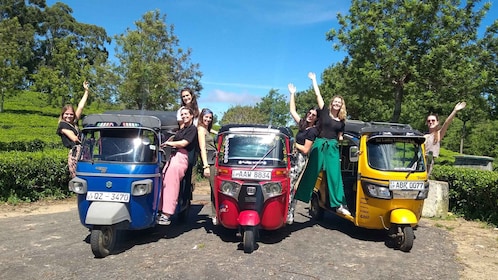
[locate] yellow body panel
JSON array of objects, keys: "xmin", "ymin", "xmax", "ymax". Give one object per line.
[{"xmin": 314, "ymin": 130, "xmax": 428, "ymax": 230}]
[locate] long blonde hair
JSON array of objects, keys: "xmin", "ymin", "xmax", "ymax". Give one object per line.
[{"xmin": 329, "ymin": 95, "xmax": 347, "ymax": 121}]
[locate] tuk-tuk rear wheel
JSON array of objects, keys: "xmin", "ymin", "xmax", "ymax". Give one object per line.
[
  {"xmin": 177, "ymin": 200, "xmax": 191, "ymax": 223},
  {"xmin": 310, "ymin": 192, "xmax": 324, "ymax": 221},
  {"xmin": 243, "ymin": 227, "xmax": 256, "ymax": 253},
  {"xmin": 90, "ymin": 226, "xmax": 116, "ymax": 258}
]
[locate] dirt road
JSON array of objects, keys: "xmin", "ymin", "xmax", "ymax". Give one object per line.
[{"xmin": 0, "ymin": 184, "xmax": 497, "ymax": 280}]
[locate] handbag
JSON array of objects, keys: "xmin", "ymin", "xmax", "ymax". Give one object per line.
[{"xmin": 207, "ymin": 149, "xmax": 216, "ymax": 165}]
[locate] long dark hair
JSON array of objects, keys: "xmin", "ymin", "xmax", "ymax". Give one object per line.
[
  {"xmin": 199, "ymin": 108, "xmax": 214, "ymax": 132},
  {"xmin": 298, "ymin": 107, "xmax": 320, "ymax": 131},
  {"xmin": 180, "ymin": 88, "xmax": 199, "ymax": 118}
]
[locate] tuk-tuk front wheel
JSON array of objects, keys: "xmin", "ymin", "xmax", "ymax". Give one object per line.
[
  {"xmin": 310, "ymin": 192, "xmax": 324, "ymax": 221},
  {"xmin": 393, "ymin": 225, "xmax": 414, "ymax": 252},
  {"xmin": 243, "ymin": 227, "xmax": 256, "ymax": 253},
  {"xmin": 90, "ymin": 226, "xmax": 116, "ymax": 258}
]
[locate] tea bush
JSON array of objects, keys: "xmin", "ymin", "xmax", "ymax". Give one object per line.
[
  {"xmin": 432, "ymin": 165, "xmax": 498, "ymax": 226},
  {"xmin": 0, "ymin": 149, "xmax": 72, "ymax": 202}
]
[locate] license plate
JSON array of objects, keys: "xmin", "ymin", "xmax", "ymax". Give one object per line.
[
  {"xmin": 232, "ymin": 170, "xmax": 271, "ymax": 180},
  {"xmin": 389, "ymin": 181, "xmax": 425, "ymax": 190},
  {"xmin": 86, "ymin": 191, "xmax": 130, "ymax": 202}
]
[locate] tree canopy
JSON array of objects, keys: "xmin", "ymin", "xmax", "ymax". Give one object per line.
[
  {"xmin": 325, "ymin": 0, "xmax": 497, "ymax": 126},
  {"xmin": 113, "ymin": 10, "xmax": 202, "ymax": 111}
]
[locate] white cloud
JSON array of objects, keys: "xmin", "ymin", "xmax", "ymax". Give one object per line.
[{"xmin": 210, "ymin": 89, "xmax": 262, "ymax": 104}]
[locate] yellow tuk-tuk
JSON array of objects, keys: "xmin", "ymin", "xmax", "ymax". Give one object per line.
[{"xmin": 310, "ymin": 121, "xmax": 428, "ymax": 252}]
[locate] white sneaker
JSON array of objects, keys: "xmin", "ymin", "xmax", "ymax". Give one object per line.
[
  {"xmin": 157, "ymin": 214, "xmax": 171, "ymax": 225},
  {"xmin": 211, "ymin": 216, "xmax": 218, "ymax": 226},
  {"xmin": 286, "ymin": 211, "xmax": 294, "ymax": 225},
  {"xmin": 336, "ymin": 205, "xmax": 351, "ymax": 216}
]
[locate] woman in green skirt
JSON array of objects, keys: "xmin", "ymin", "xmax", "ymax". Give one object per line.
[{"xmin": 294, "ymin": 72, "xmax": 350, "ymax": 216}]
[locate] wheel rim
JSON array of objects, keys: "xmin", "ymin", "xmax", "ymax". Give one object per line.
[{"xmin": 90, "ymin": 226, "xmax": 115, "ymax": 258}]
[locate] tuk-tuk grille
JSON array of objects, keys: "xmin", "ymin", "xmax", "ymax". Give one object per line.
[{"xmin": 238, "ymin": 183, "xmax": 264, "ymax": 211}]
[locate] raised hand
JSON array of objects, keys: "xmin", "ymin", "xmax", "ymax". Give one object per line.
[
  {"xmin": 83, "ymin": 81, "xmax": 90, "ymax": 91},
  {"xmin": 308, "ymin": 72, "xmax": 316, "ymax": 81},
  {"xmin": 454, "ymin": 102, "xmax": 466, "ymax": 111},
  {"xmin": 288, "ymin": 83, "xmax": 296, "ymax": 95}
]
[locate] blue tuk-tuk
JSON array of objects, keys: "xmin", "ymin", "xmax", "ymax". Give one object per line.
[{"xmin": 69, "ymin": 111, "xmax": 191, "ymax": 258}]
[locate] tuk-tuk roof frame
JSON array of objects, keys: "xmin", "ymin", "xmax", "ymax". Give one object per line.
[
  {"xmin": 218, "ymin": 124, "xmax": 293, "ymax": 138},
  {"xmin": 102, "ymin": 110, "xmax": 178, "ymax": 132},
  {"xmin": 345, "ymin": 120, "xmax": 424, "ymax": 138}
]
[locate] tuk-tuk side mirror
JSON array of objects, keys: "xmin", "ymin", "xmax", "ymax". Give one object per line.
[{"xmin": 349, "ymin": 146, "xmax": 359, "ymax": 163}]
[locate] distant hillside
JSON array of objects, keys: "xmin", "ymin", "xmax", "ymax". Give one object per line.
[{"xmin": 1, "ymin": 91, "xmax": 119, "ymax": 144}]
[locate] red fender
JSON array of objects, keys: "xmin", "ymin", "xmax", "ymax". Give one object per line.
[{"xmin": 237, "ymin": 210, "xmax": 260, "ymax": 226}]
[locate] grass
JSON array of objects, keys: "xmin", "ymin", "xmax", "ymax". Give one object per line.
[{"xmin": 1, "ymin": 91, "xmax": 119, "ymax": 144}]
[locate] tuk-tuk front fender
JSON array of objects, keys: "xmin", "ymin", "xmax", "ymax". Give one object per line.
[
  {"xmin": 85, "ymin": 202, "xmax": 131, "ymax": 226},
  {"xmin": 390, "ymin": 208, "xmax": 418, "ymax": 225},
  {"xmin": 238, "ymin": 210, "xmax": 260, "ymax": 226}
]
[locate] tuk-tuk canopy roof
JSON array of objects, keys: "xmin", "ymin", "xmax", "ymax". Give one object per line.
[
  {"xmin": 219, "ymin": 124, "xmax": 293, "ymax": 138},
  {"xmin": 345, "ymin": 120, "xmax": 424, "ymax": 138},
  {"xmin": 100, "ymin": 110, "xmax": 178, "ymax": 131},
  {"xmin": 83, "ymin": 110, "xmax": 177, "ymax": 130}
]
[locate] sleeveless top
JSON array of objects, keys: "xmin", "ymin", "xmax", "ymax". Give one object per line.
[
  {"xmin": 424, "ymin": 132, "xmax": 440, "ymax": 157},
  {"xmin": 204, "ymin": 129, "xmax": 216, "ymax": 151}
]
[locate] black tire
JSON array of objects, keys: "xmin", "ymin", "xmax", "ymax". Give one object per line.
[
  {"xmin": 399, "ymin": 226, "xmax": 414, "ymax": 252},
  {"xmin": 177, "ymin": 199, "xmax": 190, "ymax": 223},
  {"xmin": 243, "ymin": 227, "xmax": 255, "ymax": 253},
  {"xmin": 90, "ymin": 226, "xmax": 116, "ymax": 258},
  {"xmin": 309, "ymin": 192, "xmax": 324, "ymax": 221}
]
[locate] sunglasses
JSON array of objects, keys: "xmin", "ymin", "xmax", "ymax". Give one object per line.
[
  {"xmin": 202, "ymin": 108, "xmax": 213, "ymax": 114},
  {"xmin": 307, "ymin": 112, "xmax": 317, "ymax": 117},
  {"xmin": 427, "ymin": 119, "xmax": 437, "ymax": 123}
]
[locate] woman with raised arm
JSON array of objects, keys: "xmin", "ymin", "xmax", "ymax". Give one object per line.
[
  {"xmin": 56, "ymin": 81, "xmax": 90, "ymax": 178},
  {"xmin": 425, "ymin": 101, "xmax": 466, "ymax": 176},
  {"xmin": 286, "ymin": 83, "xmax": 319, "ymax": 224},
  {"xmin": 294, "ymin": 72, "xmax": 351, "ymax": 216}
]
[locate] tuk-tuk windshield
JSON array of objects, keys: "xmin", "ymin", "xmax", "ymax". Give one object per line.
[
  {"xmin": 219, "ymin": 133, "xmax": 288, "ymax": 168},
  {"xmin": 366, "ymin": 138, "xmax": 425, "ymax": 172},
  {"xmin": 79, "ymin": 128, "xmax": 158, "ymax": 163}
]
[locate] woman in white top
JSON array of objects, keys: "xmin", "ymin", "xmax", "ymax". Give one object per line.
[
  {"xmin": 177, "ymin": 88, "xmax": 200, "ymax": 128},
  {"xmin": 425, "ymin": 101, "xmax": 466, "ymax": 175}
]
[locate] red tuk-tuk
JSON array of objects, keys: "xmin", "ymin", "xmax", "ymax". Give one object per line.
[{"xmin": 213, "ymin": 124, "xmax": 293, "ymax": 253}]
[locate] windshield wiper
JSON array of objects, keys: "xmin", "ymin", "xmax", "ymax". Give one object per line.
[
  {"xmin": 405, "ymin": 153, "xmax": 421, "ymax": 179},
  {"xmin": 251, "ymin": 144, "xmax": 276, "ymax": 170}
]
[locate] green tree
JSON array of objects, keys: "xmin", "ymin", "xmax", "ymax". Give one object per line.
[
  {"xmin": 326, "ymin": 0, "xmax": 495, "ymax": 123},
  {"xmin": 0, "ymin": 17, "xmax": 30, "ymax": 112},
  {"xmin": 255, "ymin": 89, "xmax": 289, "ymax": 126},
  {"xmin": 113, "ymin": 10, "xmax": 202, "ymax": 110},
  {"xmin": 29, "ymin": 2, "xmax": 110, "ymax": 107},
  {"xmin": 220, "ymin": 105, "xmax": 266, "ymax": 126}
]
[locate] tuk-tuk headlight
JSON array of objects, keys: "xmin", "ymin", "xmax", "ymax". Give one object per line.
[
  {"xmin": 220, "ymin": 181, "xmax": 242, "ymax": 198},
  {"xmin": 262, "ymin": 182, "xmax": 282, "ymax": 198},
  {"xmin": 132, "ymin": 179, "xmax": 153, "ymax": 196},
  {"xmin": 365, "ymin": 183, "xmax": 391, "ymax": 199},
  {"xmin": 69, "ymin": 178, "xmax": 87, "ymax": 194}
]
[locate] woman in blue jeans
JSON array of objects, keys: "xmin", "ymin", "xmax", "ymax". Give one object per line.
[{"xmin": 294, "ymin": 72, "xmax": 350, "ymax": 216}]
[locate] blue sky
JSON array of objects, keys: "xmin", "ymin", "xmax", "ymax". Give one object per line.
[{"xmin": 46, "ymin": 0, "xmax": 497, "ymax": 118}]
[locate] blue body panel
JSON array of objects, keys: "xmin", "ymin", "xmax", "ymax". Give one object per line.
[{"xmin": 76, "ymin": 161, "xmax": 161, "ymax": 230}]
